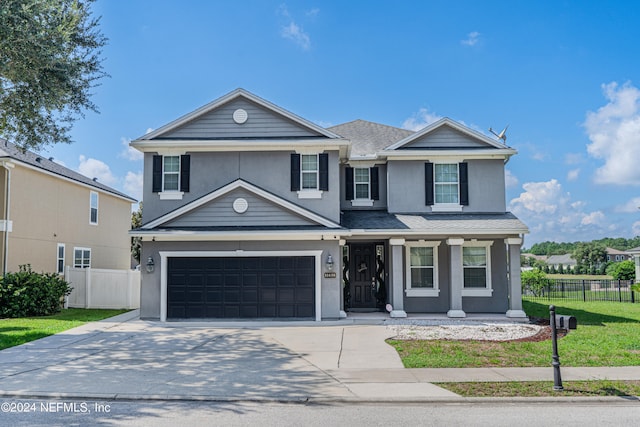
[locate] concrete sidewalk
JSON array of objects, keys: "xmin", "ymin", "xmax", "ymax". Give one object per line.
[{"xmin": 0, "ymin": 311, "xmax": 639, "ymax": 402}]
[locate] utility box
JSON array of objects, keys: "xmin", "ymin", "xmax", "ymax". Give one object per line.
[{"xmin": 554, "ymin": 315, "xmax": 577, "ymax": 331}]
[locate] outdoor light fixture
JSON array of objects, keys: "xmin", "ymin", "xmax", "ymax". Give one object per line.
[
  {"xmin": 145, "ymin": 256, "xmax": 155, "ymax": 273},
  {"xmin": 326, "ymin": 254, "xmax": 334, "ymax": 271}
]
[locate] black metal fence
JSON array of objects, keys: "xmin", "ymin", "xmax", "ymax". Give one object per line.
[{"xmin": 524, "ymin": 279, "xmax": 638, "ymax": 303}]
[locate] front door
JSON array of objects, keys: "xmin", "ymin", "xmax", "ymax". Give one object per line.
[{"xmin": 348, "ymin": 243, "xmax": 378, "ymax": 310}]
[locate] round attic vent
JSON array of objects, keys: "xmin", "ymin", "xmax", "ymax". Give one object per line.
[
  {"xmin": 233, "ymin": 198, "xmax": 249, "ymax": 214},
  {"xmin": 233, "ymin": 108, "xmax": 248, "ymax": 124}
]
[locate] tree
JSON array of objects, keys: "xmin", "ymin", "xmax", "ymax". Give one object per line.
[
  {"xmin": 606, "ymin": 260, "xmax": 636, "ymax": 281},
  {"xmin": 572, "ymin": 243, "xmax": 607, "ymax": 274},
  {"xmin": 0, "ymin": 0, "xmax": 107, "ymax": 151},
  {"xmin": 131, "ymin": 204, "xmax": 142, "ymax": 263},
  {"xmin": 521, "ymin": 269, "xmax": 552, "ymax": 297}
]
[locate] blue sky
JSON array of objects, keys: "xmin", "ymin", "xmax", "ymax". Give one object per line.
[{"xmin": 39, "ymin": 0, "xmax": 640, "ymax": 247}]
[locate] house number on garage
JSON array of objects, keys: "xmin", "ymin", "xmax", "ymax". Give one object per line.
[{"xmin": 324, "ymin": 272, "xmax": 337, "ymax": 278}]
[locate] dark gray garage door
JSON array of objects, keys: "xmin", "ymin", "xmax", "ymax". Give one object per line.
[{"xmin": 167, "ymin": 256, "xmax": 315, "ymax": 319}]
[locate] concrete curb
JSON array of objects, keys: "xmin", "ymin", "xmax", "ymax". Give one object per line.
[{"xmin": 0, "ymin": 391, "xmax": 638, "ymax": 404}]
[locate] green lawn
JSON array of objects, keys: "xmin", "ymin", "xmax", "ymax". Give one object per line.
[
  {"xmin": 438, "ymin": 380, "xmax": 640, "ymax": 397},
  {"xmin": 388, "ymin": 300, "xmax": 640, "ymax": 368},
  {"xmin": 0, "ymin": 308, "xmax": 129, "ymax": 350}
]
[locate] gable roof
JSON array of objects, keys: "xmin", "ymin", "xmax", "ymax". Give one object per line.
[
  {"xmin": 0, "ymin": 139, "xmax": 136, "ymax": 202},
  {"xmin": 328, "ymin": 120, "xmax": 414, "ymax": 157},
  {"xmin": 384, "ymin": 117, "xmax": 514, "ymax": 151},
  {"xmin": 136, "ymin": 88, "xmax": 342, "ymax": 141},
  {"xmin": 141, "ymin": 179, "xmax": 342, "ymax": 230},
  {"xmin": 546, "ymin": 254, "xmax": 577, "ymax": 265}
]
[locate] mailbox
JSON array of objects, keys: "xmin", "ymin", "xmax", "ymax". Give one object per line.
[{"xmin": 554, "ymin": 315, "xmax": 577, "ymax": 331}]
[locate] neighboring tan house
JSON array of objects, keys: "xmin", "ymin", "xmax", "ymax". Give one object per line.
[
  {"xmin": 131, "ymin": 88, "xmax": 529, "ymax": 321},
  {"xmin": 546, "ymin": 254, "xmax": 577, "ymax": 270},
  {"xmin": 0, "ymin": 140, "xmax": 136, "ymax": 274}
]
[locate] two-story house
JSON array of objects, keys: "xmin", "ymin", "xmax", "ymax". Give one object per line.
[
  {"xmin": 0, "ymin": 139, "xmax": 135, "ymax": 274},
  {"xmin": 131, "ymin": 89, "xmax": 528, "ymax": 321}
]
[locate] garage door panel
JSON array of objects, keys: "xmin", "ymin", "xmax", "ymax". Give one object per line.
[{"xmin": 167, "ymin": 256, "xmax": 315, "ymax": 319}]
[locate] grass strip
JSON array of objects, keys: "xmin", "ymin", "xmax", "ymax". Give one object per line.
[
  {"xmin": 438, "ymin": 380, "xmax": 640, "ymax": 397},
  {"xmin": 0, "ymin": 308, "xmax": 129, "ymax": 350}
]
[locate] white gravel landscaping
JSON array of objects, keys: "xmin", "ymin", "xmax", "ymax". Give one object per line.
[{"xmin": 387, "ymin": 322, "xmax": 544, "ymax": 341}]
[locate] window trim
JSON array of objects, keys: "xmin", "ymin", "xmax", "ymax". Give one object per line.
[
  {"xmin": 73, "ymin": 247, "xmax": 91, "ymax": 269},
  {"xmin": 159, "ymin": 155, "xmax": 184, "ymax": 200},
  {"xmin": 405, "ymin": 241, "xmax": 441, "ymax": 297},
  {"xmin": 297, "ymin": 154, "xmax": 323, "ymax": 199},
  {"xmin": 89, "ymin": 191, "xmax": 99, "ymax": 225},
  {"xmin": 57, "ymin": 243, "xmax": 65, "ymax": 274},
  {"xmin": 462, "ymin": 241, "xmax": 493, "ymax": 297}
]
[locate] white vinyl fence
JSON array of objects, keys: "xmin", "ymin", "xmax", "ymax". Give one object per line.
[{"xmin": 65, "ymin": 267, "xmax": 140, "ymax": 309}]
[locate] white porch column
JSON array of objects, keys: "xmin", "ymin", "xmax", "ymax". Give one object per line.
[
  {"xmin": 505, "ymin": 237, "xmax": 527, "ymax": 319},
  {"xmin": 447, "ymin": 238, "xmax": 466, "ymax": 318},
  {"xmin": 389, "ymin": 238, "xmax": 407, "ymax": 318}
]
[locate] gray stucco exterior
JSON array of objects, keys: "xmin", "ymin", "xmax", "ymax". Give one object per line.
[{"xmin": 131, "ymin": 89, "xmax": 528, "ymax": 321}]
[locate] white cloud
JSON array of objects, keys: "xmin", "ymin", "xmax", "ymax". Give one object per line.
[
  {"xmin": 461, "ymin": 31, "xmax": 480, "ymax": 46},
  {"xmin": 567, "ymin": 168, "xmax": 580, "ymax": 181},
  {"xmin": 510, "ymin": 179, "xmax": 610, "ymax": 243},
  {"xmin": 402, "ymin": 108, "xmax": 443, "ymax": 131},
  {"xmin": 281, "ymin": 22, "xmax": 311, "ymax": 50},
  {"xmin": 77, "ymin": 155, "xmax": 118, "ymax": 186},
  {"xmin": 145, "ymin": 128, "xmax": 153, "ymax": 134},
  {"xmin": 615, "ymin": 196, "xmax": 640, "ymax": 213},
  {"xmin": 124, "ymin": 171, "xmax": 143, "ymax": 202},
  {"xmin": 633, "ymin": 221, "xmax": 640, "ymax": 236},
  {"xmin": 565, "ymin": 152, "xmax": 584, "ymax": 165},
  {"xmin": 505, "ymin": 169, "xmax": 519, "ymax": 189},
  {"xmin": 306, "ymin": 8, "xmax": 319, "ymax": 17},
  {"xmin": 119, "ymin": 137, "xmax": 144, "ymax": 161},
  {"xmin": 585, "ymin": 81, "xmax": 640, "ymax": 185},
  {"xmin": 278, "ymin": 5, "xmax": 311, "ymax": 51}
]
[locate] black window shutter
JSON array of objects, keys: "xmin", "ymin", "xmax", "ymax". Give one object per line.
[
  {"xmin": 180, "ymin": 155, "xmax": 190, "ymax": 192},
  {"xmin": 425, "ymin": 162, "xmax": 434, "ymax": 205},
  {"xmin": 152, "ymin": 155, "xmax": 162, "ymax": 193},
  {"xmin": 370, "ymin": 167, "xmax": 379, "ymax": 200},
  {"xmin": 290, "ymin": 153, "xmax": 301, "ymax": 191},
  {"xmin": 459, "ymin": 162, "xmax": 469, "ymax": 205},
  {"xmin": 345, "ymin": 167, "xmax": 354, "ymax": 200},
  {"xmin": 319, "ymin": 153, "xmax": 329, "ymax": 191}
]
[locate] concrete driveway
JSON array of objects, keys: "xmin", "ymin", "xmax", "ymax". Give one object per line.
[{"xmin": 0, "ymin": 310, "xmax": 442, "ymax": 401}]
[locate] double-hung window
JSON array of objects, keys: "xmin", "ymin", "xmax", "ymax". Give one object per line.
[
  {"xmin": 354, "ymin": 168, "xmax": 370, "ymax": 199},
  {"xmin": 462, "ymin": 241, "xmax": 493, "ymax": 296},
  {"xmin": 57, "ymin": 244, "xmax": 65, "ymax": 274},
  {"xmin": 74, "ymin": 247, "xmax": 91, "ymax": 269},
  {"xmin": 301, "ymin": 154, "xmax": 318, "ymax": 190},
  {"xmin": 426, "ymin": 162, "xmax": 468, "ymax": 211},
  {"xmin": 405, "ymin": 242, "xmax": 440, "ymax": 297},
  {"xmin": 152, "ymin": 154, "xmax": 190, "ymax": 200},
  {"xmin": 163, "ymin": 156, "xmax": 180, "ymax": 191},
  {"xmin": 89, "ymin": 191, "xmax": 98, "ymax": 225},
  {"xmin": 434, "ymin": 164, "xmax": 459, "ymax": 204}
]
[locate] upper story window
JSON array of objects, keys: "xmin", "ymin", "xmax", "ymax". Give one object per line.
[
  {"xmin": 405, "ymin": 241, "xmax": 440, "ymax": 297},
  {"xmin": 345, "ymin": 166, "xmax": 379, "ymax": 207},
  {"xmin": 462, "ymin": 241, "xmax": 493, "ymax": 297},
  {"xmin": 290, "ymin": 153, "xmax": 328, "ymax": 199},
  {"xmin": 434, "ymin": 164, "xmax": 458, "ymax": 204},
  {"xmin": 163, "ymin": 156, "xmax": 180, "ymax": 191},
  {"xmin": 152, "ymin": 155, "xmax": 190, "ymax": 200},
  {"xmin": 74, "ymin": 247, "xmax": 91, "ymax": 269},
  {"xmin": 426, "ymin": 162, "xmax": 468, "ymax": 212},
  {"xmin": 89, "ymin": 191, "xmax": 98, "ymax": 225},
  {"xmin": 301, "ymin": 154, "xmax": 318, "ymax": 190},
  {"xmin": 354, "ymin": 168, "xmax": 370, "ymax": 199}
]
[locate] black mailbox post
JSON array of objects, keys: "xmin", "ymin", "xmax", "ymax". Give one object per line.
[{"xmin": 550, "ymin": 305, "xmax": 577, "ymax": 391}]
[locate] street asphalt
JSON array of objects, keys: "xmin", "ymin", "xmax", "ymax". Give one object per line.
[{"xmin": 1, "ymin": 310, "xmax": 639, "ymax": 403}]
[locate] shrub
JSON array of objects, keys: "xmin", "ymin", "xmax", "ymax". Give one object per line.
[
  {"xmin": 606, "ymin": 260, "xmax": 636, "ymax": 281},
  {"xmin": 0, "ymin": 265, "xmax": 72, "ymax": 318},
  {"xmin": 521, "ymin": 269, "xmax": 552, "ymax": 296}
]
